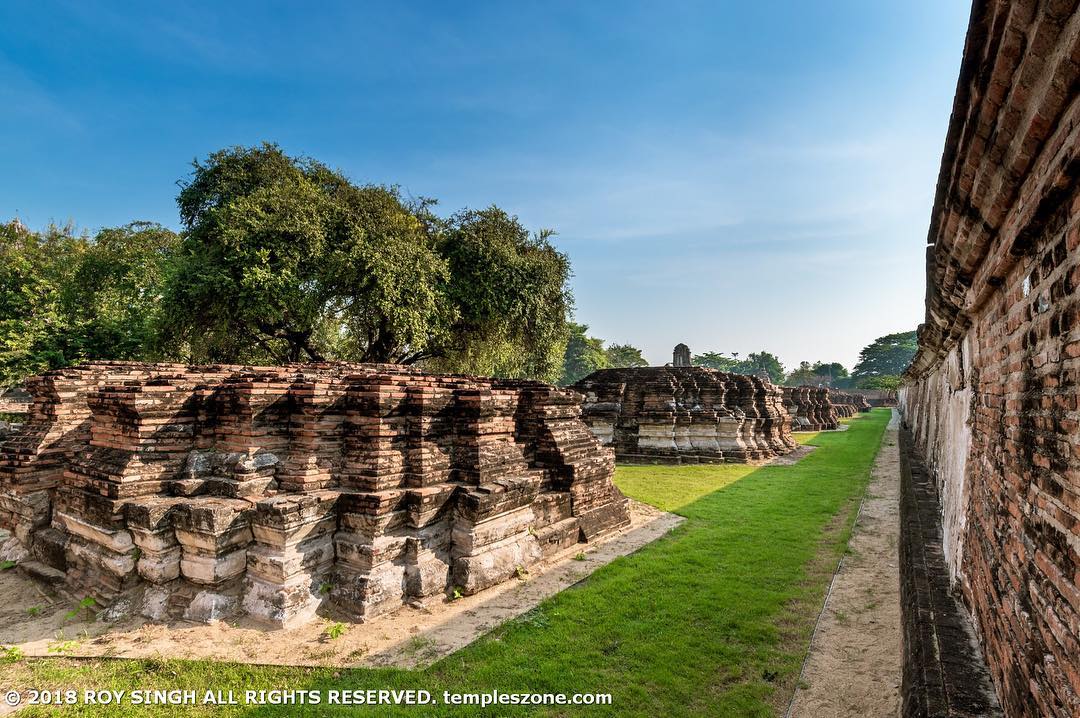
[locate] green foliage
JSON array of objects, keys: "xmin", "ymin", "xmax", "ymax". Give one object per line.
[
  {"xmin": 604, "ymin": 342, "xmax": 648, "ymax": 368},
  {"xmin": 785, "ymin": 360, "xmax": 849, "ymax": 387},
  {"xmin": 692, "ymin": 350, "xmax": 785, "ymax": 384},
  {"xmin": 2, "ymin": 645, "xmax": 23, "ymax": 663},
  {"xmin": 812, "ymin": 361, "xmax": 848, "ymax": 380},
  {"xmin": 0, "ymin": 221, "xmax": 84, "ymax": 386},
  {"xmin": 0, "ymin": 559, "xmax": 16, "ymax": 570},
  {"xmin": 26, "ymin": 606, "xmax": 42, "ymax": 617},
  {"xmin": 451, "ymin": 587, "xmax": 464, "ymax": 600},
  {"xmin": 429, "ymin": 207, "xmax": 571, "ymax": 381},
  {"xmin": 64, "ymin": 596, "xmax": 96, "ymax": 622},
  {"xmin": 47, "ymin": 640, "xmax": 78, "ymax": 654},
  {"xmin": 859, "ymin": 374, "xmax": 902, "ymax": 390},
  {"xmin": 0, "ymin": 144, "xmax": 572, "ymax": 387},
  {"xmin": 785, "ymin": 361, "xmax": 818, "ymax": 386},
  {"xmin": 558, "ymin": 322, "xmax": 609, "ymax": 385},
  {"xmin": 161, "ymin": 144, "xmax": 571, "ymax": 379},
  {"xmin": 851, "ymin": 330, "xmax": 917, "ymax": 384},
  {"xmin": 323, "ymin": 622, "xmax": 347, "ymax": 640},
  {"xmin": 0, "ymin": 220, "xmax": 179, "ymax": 388},
  {"xmin": 691, "ymin": 351, "xmax": 739, "ymax": 371},
  {"xmin": 740, "ymin": 351, "xmax": 785, "ymax": 384}
]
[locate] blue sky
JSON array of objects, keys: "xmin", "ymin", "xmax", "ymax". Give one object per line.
[{"xmin": 0, "ymin": 1, "xmax": 970, "ymax": 369}]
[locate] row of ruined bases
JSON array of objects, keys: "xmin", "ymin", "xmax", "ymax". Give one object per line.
[
  {"xmin": 0, "ymin": 359, "xmax": 866, "ymax": 629},
  {"xmin": 571, "ymin": 367, "xmax": 868, "ymax": 464}
]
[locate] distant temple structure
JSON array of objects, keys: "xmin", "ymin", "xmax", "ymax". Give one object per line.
[{"xmin": 671, "ymin": 343, "xmax": 691, "ymax": 367}]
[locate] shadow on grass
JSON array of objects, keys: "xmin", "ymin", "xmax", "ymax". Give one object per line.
[{"xmin": 8, "ymin": 410, "xmax": 892, "ymax": 718}]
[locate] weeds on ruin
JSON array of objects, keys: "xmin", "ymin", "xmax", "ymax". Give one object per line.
[
  {"xmin": 2, "ymin": 646, "xmax": 23, "ymax": 663},
  {"xmin": 0, "ymin": 559, "xmax": 16, "ymax": 571},
  {"xmin": 323, "ymin": 622, "xmax": 347, "ymax": 641},
  {"xmin": 47, "ymin": 640, "xmax": 78, "ymax": 654},
  {"xmin": 64, "ymin": 596, "xmax": 96, "ymax": 622}
]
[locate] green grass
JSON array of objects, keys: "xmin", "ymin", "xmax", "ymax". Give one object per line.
[{"xmin": 1, "ymin": 409, "xmax": 891, "ymax": 717}]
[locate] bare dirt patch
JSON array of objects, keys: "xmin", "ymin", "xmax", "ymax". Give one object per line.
[
  {"xmin": 767, "ymin": 444, "xmax": 817, "ymax": 466},
  {"xmin": 788, "ymin": 410, "xmax": 901, "ymax": 718},
  {"xmin": 0, "ymin": 500, "xmax": 681, "ymax": 669}
]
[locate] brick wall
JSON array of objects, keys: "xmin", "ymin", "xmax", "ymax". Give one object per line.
[{"xmin": 901, "ymin": 1, "xmax": 1080, "ymax": 716}]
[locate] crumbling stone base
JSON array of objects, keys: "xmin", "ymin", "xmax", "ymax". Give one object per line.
[{"xmin": 0, "ymin": 362, "xmax": 630, "ymax": 628}]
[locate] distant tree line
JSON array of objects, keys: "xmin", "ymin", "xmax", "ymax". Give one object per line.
[
  {"xmin": 0, "ymin": 142, "xmax": 918, "ymax": 392},
  {"xmin": 556, "ymin": 328, "xmax": 916, "ymax": 390}
]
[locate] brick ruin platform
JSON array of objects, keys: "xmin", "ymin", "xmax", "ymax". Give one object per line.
[
  {"xmin": 0, "ymin": 362, "xmax": 630, "ymax": 628},
  {"xmin": 782, "ymin": 386, "xmax": 839, "ymax": 431},
  {"xmin": 571, "ymin": 366, "xmax": 797, "ymax": 464},
  {"xmin": 828, "ymin": 391, "xmax": 871, "ymax": 418}
]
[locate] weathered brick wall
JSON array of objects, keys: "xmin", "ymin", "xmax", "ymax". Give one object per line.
[
  {"xmin": 0, "ymin": 362, "xmax": 630, "ymax": 628},
  {"xmin": 901, "ymin": 1, "xmax": 1080, "ymax": 715},
  {"xmin": 571, "ymin": 367, "xmax": 797, "ymax": 464}
]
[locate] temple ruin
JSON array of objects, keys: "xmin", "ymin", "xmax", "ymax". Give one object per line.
[
  {"xmin": 0, "ymin": 362, "xmax": 630, "ymax": 628},
  {"xmin": 827, "ymin": 391, "xmax": 871, "ymax": 418},
  {"xmin": 572, "ymin": 365, "xmax": 797, "ymax": 464},
  {"xmin": 781, "ymin": 386, "xmax": 839, "ymax": 431},
  {"xmin": 899, "ymin": 0, "xmax": 1080, "ymax": 714}
]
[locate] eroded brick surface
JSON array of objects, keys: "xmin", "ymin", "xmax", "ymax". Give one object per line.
[
  {"xmin": 0, "ymin": 362, "xmax": 629, "ymax": 628},
  {"xmin": 572, "ymin": 366, "xmax": 797, "ymax": 464},
  {"xmin": 901, "ymin": 1, "xmax": 1080, "ymax": 715}
]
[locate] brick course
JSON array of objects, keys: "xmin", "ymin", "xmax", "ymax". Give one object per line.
[
  {"xmin": 902, "ymin": 1, "xmax": 1080, "ymax": 715},
  {"xmin": 0, "ymin": 362, "xmax": 629, "ymax": 628}
]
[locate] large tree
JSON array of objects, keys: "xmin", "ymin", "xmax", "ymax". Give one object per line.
[
  {"xmin": 559, "ymin": 323, "xmax": 609, "ymax": 385},
  {"xmin": 692, "ymin": 351, "xmax": 739, "ymax": 372},
  {"xmin": 740, "ymin": 351, "xmax": 785, "ymax": 384},
  {"xmin": 160, "ymin": 144, "xmax": 570, "ymax": 379},
  {"xmin": 70, "ymin": 222, "xmax": 180, "ymax": 362},
  {"xmin": 604, "ymin": 343, "xmax": 648, "ymax": 369},
  {"xmin": 851, "ymin": 330, "xmax": 917, "ymax": 385},
  {"xmin": 785, "ymin": 361, "xmax": 818, "ymax": 386},
  {"xmin": 430, "ymin": 207, "xmax": 571, "ymax": 381},
  {"xmin": 0, "ymin": 221, "xmax": 82, "ymax": 385}
]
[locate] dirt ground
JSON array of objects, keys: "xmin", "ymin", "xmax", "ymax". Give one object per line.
[
  {"xmin": 0, "ymin": 500, "xmax": 681, "ymax": 669},
  {"xmin": 788, "ymin": 410, "xmax": 902, "ymax": 718}
]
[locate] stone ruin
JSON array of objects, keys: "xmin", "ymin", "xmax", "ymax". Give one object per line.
[
  {"xmin": 827, "ymin": 391, "xmax": 870, "ymax": 418},
  {"xmin": 571, "ymin": 366, "xmax": 797, "ymax": 463},
  {"xmin": 781, "ymin": 386, "xmax": 839, "ymax": 431},
  {"xmin": 0, "ymin": 362, "xmax": 630, "ymax": 628},
  {"xmin": 0, "ymin": 387, "xmax": 29, "ymax": 441},
  {"xmin": 671, "ymin": 343, "xmax": 691, "ymax": 368}
]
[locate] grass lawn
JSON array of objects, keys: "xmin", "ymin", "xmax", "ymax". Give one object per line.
[{"xmin": 1, "ymin": 409, "xmax": 891, "ymax": 717}]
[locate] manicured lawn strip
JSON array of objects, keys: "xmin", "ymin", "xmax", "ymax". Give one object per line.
[{"xmin": 2, "ymin": 410, "xmax": 890, "ymax": 717}]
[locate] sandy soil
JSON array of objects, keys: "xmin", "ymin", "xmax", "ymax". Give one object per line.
[
  {"xmin": 0, "ymin": 500, "xmax": 682, "ymax": 669},
  {"xmin": 788, "ymin": 410, "xmax": 901, "ymax": 718}
]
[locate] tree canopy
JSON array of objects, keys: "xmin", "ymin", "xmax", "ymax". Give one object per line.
[
  {"xmin": 691, "ymin": 350, "xmax": 785, "ymax": 384},
  {"xmin": 851, "ymin": 330, "xmax": 917, "ymax": 386},
  {"xmin": 0, "ymin": 143, "xmax": 576, "ymax": 386},
  {"xmin": 604, "ymin": 343, "xmax": 648, "ymax": 369},
  {"xmin": 556, "ymin": 325, "xmax": 650, "ymax": 385},
  {"xmin": 0, "ymin": 220, "xmax": 179, "ymax": 387},
  {"xmin": 158, "ymin": 143, "xmax": 571, "ymax": 380}
]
